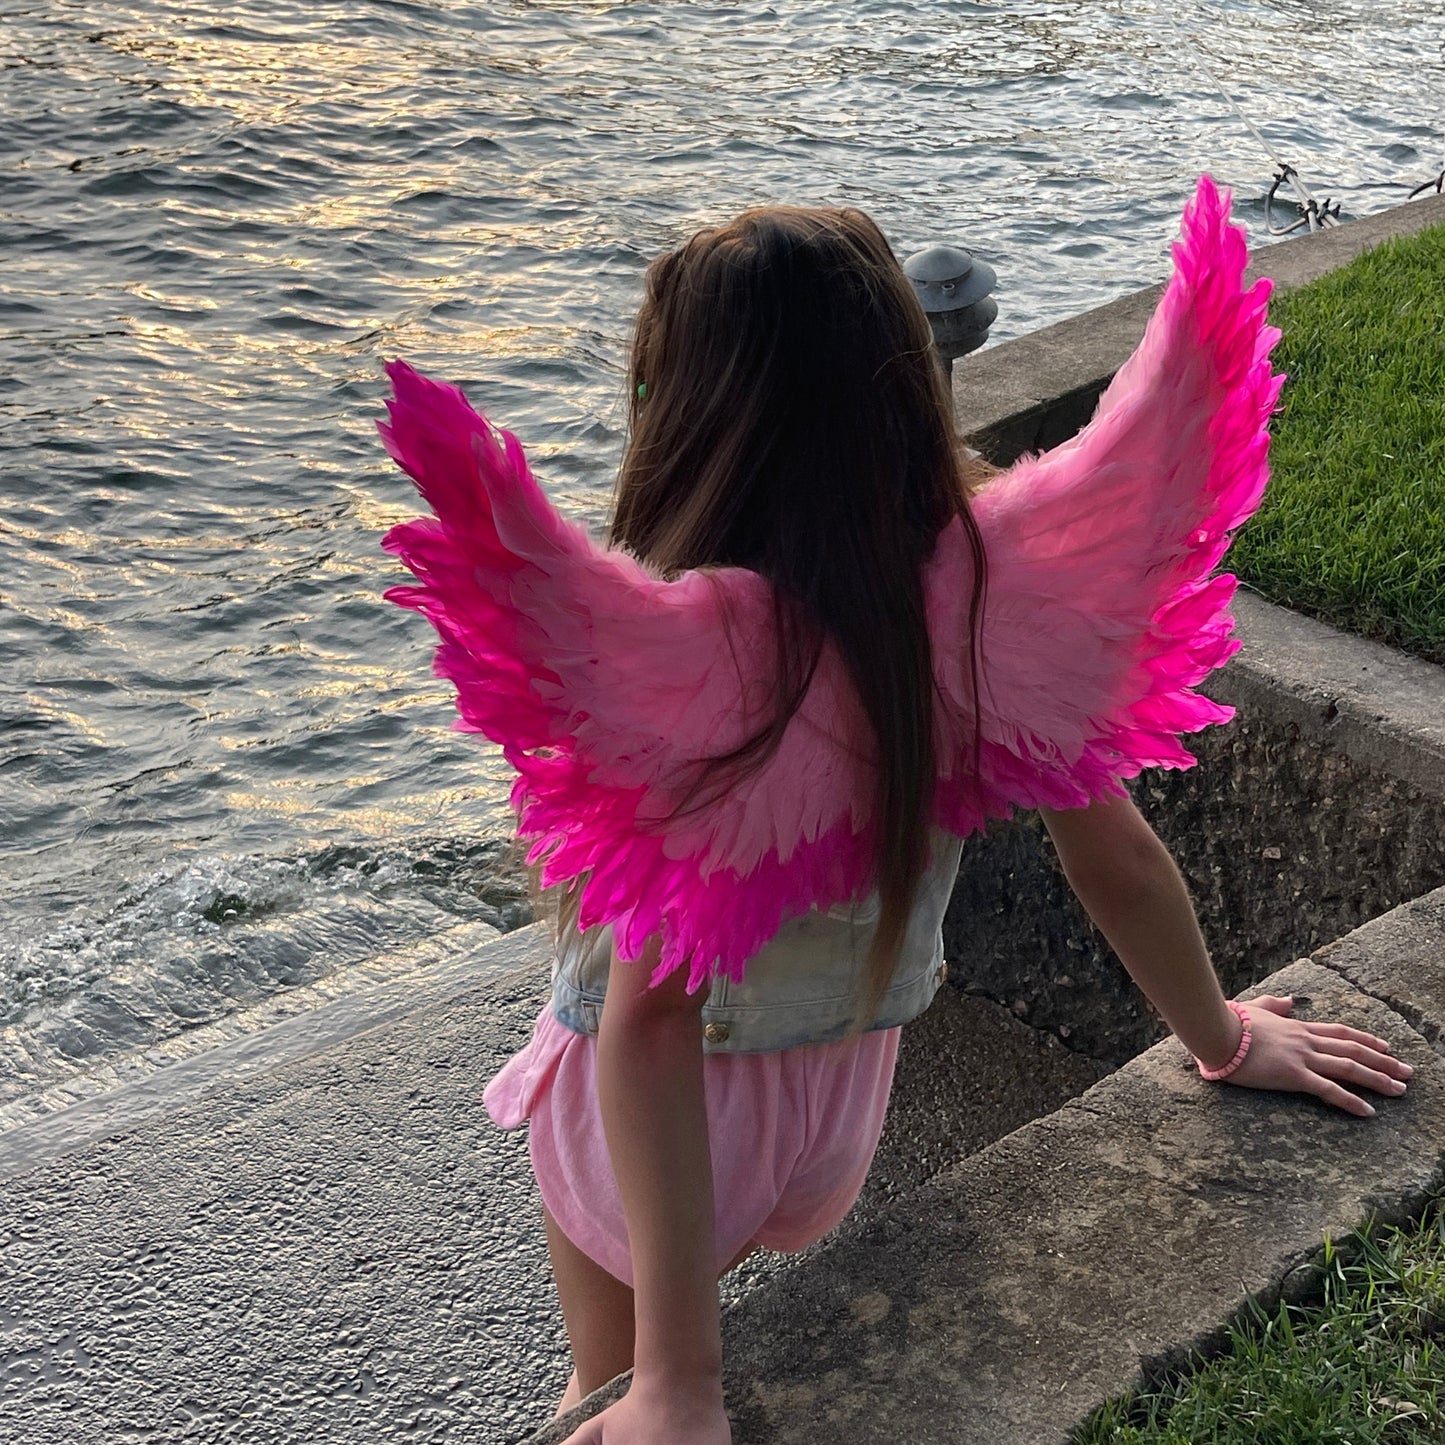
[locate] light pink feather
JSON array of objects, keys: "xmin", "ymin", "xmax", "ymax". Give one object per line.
[
  {"xmin": 380, "ymin": 174, "xmax": 1282, "ymax": 990},
  {"xmin": 933, "ymin": 174, "xmax": 1284, "ymax": 833}
]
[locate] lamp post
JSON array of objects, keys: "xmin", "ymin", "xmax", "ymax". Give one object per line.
[{"xmin": 902, "ymin": 243, "xmax": 998, "ymax": 380}]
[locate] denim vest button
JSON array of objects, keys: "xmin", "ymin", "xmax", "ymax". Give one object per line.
[{"xmin": 703, "ymin": 1022, "xmax": 730, "ymax": 1044}]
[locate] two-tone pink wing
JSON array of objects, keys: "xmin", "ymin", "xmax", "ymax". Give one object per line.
[
  {"xmin": 929, "ymin": 174, "xmax": 1284, "ymax": 832},
  {"xmin": 379, "ymin": 361, "xmax": 876, "ymax": 989},
  {"xmin": 381, "ymin": 175, "xmax": 1282, "ymax": 988}
]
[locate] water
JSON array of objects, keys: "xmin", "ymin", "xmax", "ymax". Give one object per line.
[{"xmin": 2, "ymin": 0, "xmax": 1443, "ymax": 1108}]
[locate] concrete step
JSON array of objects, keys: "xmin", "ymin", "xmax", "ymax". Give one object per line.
[
  {"xmin": 535, "ymin": 886, "xmax": 1445, "ymax": 1444},
  {"xmin": 0, "ymin": 919, "xmax": 1103, "ymax": 1445},
  {"xmin": 0, "ymin": 918, "xmax": 507, "ymax": 1172}
]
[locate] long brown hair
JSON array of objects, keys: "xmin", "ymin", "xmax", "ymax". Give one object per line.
[{"xmin": 611, "ymin": 205, "xmax": 990, "ymax": 1024}]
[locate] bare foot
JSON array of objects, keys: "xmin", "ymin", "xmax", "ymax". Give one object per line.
[{"xmin": 554, "ymin": 1370, "xmax": 582, "ymax": 1419}]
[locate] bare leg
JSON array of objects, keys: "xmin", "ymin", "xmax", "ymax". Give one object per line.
[
  {"xmin": 545, "ymin": 1205, "xmax": 636, "ymax": 1406},
  {"xmin": 545, "ymin": 1204, "xmax": 761, "ymax": 1414},
  {"xmin": 556, "ymin": 1374, "xmax": 582, "ymax": 1416}
]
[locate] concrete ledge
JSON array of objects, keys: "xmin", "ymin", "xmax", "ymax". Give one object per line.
[
  {"xmin": 0, "ymin": 919, "xmax": 511, "ymax": 1175},
  {"xmin": 1315, "ymin": 888, "xmax": 1445, "ymax": 1056},
  {"xmin": 1217, "ymin": 592, "xmax": 1445, "ymax": 798},
  {"xmin": 536, "ymin": 887, "xmax": 1445, "ymax": 1443},
  {"xmin": 954, "ymin": 191, "xmax": 1445, "ymax": 464},
  {"xmin": 0, "ymin": 929, "xmax": 565, "ymax": 1445},
  {"xmin": 0, "ymin": 922, "xmax": 1103, "ymax": 1445}
]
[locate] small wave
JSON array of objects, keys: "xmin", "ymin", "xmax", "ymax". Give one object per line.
[{"xmin": 0, "ymin": 837, "xmax": 532, "ymax": 1104}]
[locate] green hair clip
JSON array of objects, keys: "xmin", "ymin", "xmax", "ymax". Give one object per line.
[{"xmin": 636, "ymin": 381, "xmax": 647, "ymax": 400}]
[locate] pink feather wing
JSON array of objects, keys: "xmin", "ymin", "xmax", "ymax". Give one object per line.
[
  {"xmin": 379, "ymin": 173, "xmax": 1281, "ymax": 989},
  {"xmin": 930, "ymin": 173, "xmax": 1285, "ymax": 833},
  {"xmin": 379, "ymin": 360, "xmax": 875, "ymax": 989}
]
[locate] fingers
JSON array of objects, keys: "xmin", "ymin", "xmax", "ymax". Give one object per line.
[
  {"xmin": 1309, "ymin": 1036, "xmax": 1414, "ymax": 1082},
  {"xmin": 1221, "ymin": 1001, "xmax": 1415, "ymax": 1119},
  {"xmin": 1309, "ymin": 1049, "xmax": 1410, "ymax": 1099},
  {"xmin": 1306, "ymin": 1020, "xmax": 1393, "ymax": 1054},
  {"xmin": 1306, "ymin": 1075, "xmax": 1378, "ymax": 1118}
]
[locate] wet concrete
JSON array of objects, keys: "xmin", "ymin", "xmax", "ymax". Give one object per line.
[
  {"xmin": 0, "ymin": 927, "xmax": 559, "ymax": 1445},
  {"xmin": 0, "ymin": 925, "xmax": 1102, "ymax": 1445}
]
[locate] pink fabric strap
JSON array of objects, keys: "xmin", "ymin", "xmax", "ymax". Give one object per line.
[{"xmin": 1196, "ymin": 1000, "xmax": 1252, "ymax": 1080}]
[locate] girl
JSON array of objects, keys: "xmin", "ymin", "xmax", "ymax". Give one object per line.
[{"xmin": 379, "ymin": 178, "xmax": 1412, "ymax": 1445}]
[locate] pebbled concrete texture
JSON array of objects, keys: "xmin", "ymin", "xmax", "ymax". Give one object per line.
[
  {"xmin": 0, "ymin": 920, "xmax": 506, "ymax": 1170},
  {"xmin": 0, "ymin": 929, "xmax": 562, "ymax": 1445},
  {"xmin": 537, "ymin": 891, "xmax": 1445, "ymax": 1444},
  {"xmin": 0, "ymin": 926, "xmax": 1102, "ymax": 1445}
]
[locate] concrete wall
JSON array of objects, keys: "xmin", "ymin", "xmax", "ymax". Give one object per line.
[{"xmin": 945, "ymin": 593, "xmax": 1445, "ymax": 1064}]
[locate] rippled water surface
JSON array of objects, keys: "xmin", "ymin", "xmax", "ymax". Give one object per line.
[{"xmin": 3, "ymin": 0, "xmax": 1443, "ymax": 1101}]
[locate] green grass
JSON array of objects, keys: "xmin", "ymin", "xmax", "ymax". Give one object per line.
[
  {"xmin": 1232, "ymin": 220, "xmax": 1445, "ymax": 665},
  {"xmin": 1071, "ymin": 1198, "xmax": 1445, "ymax": 1445}
]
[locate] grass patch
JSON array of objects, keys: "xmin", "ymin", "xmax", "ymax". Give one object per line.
[
  {"xmin": 1232, "ymin": 220, "xmax": 1445, "ymax": 665},
  {"xmin": 1071, "ymin": 1197, "xmax": 1445, "ymax": 1444}
]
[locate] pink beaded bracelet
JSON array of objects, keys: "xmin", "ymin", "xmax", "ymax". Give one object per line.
[{"xmin": 1196, "ymin": 1001, "xmax": 1252, "ymax": 1081}]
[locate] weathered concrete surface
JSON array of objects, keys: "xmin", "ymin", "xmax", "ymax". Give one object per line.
[
  {"xmin": 0, "ymin": 925, "xmax": 1101, "ymax": 1445},
  {"xmin": 1314, "ymin": 887, "xmax": 1445, "ymax": 1057},
  {"xmin": 0, "ymin": 926, "xmax": 563, "ymax": 1445},
  {"xmin": 864, "ymin": 974, "xmax": 1108, "ymax": 1210},
  {"xmin": 720, "ymin": 983, "xmax": 1107, "ymax": 1311},
  {"xmin": 953, "ymin": 191, "xmax": 1445, "ymax": 464},
  {"xmin": 537, "ymin": 891, "xmax": 1445, "ymax": 1443},
  {"xmin": 944, "ymin": 591, "xmax": 1445, "ymax": 1064},
  {"xmin": 1218, "ymin": 592, "xmax": 1445, "ymax": 796},
  {"xmin": 0, "ymin": 920, "xmax": 506, "ymax": 1170}
]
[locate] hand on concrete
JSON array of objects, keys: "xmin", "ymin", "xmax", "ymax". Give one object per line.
[
  {"xmin": 567, "ymin": 1378, "xmax": 732, "ymax": 1444},
  {"xmin": 1222, "ymin": 994, "xmax": 1414, "ymax": 1117}
]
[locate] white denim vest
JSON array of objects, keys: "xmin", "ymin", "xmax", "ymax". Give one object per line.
[{"xmin": 549, "ymin": 833, "xmax": 964, "ymax": 1053}]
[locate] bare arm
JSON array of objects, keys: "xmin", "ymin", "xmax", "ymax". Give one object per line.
[
  {"xmin": 1039, "ymin": 793, "xmax": 1412, "ymax": 1116},
  {"xmin": 1039, "ymin": 793, "xmax": 1240, "ymax": 1065}
]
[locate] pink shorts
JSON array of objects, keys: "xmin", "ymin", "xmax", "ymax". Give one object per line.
[{"xmin": 484, "ymin": 1007, "xmax": 900, "ymax": 1288}]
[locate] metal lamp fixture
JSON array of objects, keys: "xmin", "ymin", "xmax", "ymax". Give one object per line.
[{"xmin": 902, "ymin": 242, "xmax": 998, "ymax": 378}]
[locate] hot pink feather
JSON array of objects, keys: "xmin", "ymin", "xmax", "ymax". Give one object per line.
[{"xmin": 380, "ymin": 174, "xmax": 1283, "ymax": 991}]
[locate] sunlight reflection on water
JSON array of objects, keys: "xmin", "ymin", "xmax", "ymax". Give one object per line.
[{"xmin": 1, "ymin": 0, "xmax": 1441, "ymax": 1095}]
